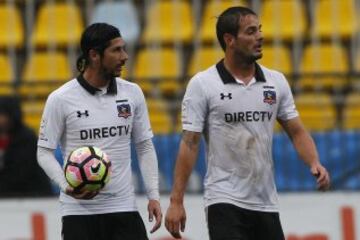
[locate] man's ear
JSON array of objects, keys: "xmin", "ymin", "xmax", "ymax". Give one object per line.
[
  {"xmin": 223, "ymin": 33, "xmax": 234, "ymax": 48},
  {"xmin": 88, "ymin": 49, "xmax": 100, "ymax": 63}
]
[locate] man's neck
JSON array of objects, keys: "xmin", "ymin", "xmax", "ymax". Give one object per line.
[
  {"xmin": 83, "ymin": 68, "xmax": 109, "ymax": 88},
  {"xmin": 223, "ymin": 55, "xmax": 255, "ymax": 85}
]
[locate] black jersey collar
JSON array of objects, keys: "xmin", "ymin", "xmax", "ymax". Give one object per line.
[
  {"xmin": 77, "ymin": 74, "xmax": 117, "ymax": 95},
  {"xmin": 216, "ymin": 59, "xmax": 266, "ymax": 84}
]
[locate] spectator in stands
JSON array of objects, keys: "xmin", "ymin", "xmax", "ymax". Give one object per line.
[
  {"xmin": 165, "ymin": 6, "xmax": 331, "ymax": 240},
  {"xmin": 0, "ymin": 95, "xmax": 53, "ymax": 197}
]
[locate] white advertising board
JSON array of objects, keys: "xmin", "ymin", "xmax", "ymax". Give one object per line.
[{"xmin": 0, "ymin": 193, "xmax": 358, "ymax": 240}]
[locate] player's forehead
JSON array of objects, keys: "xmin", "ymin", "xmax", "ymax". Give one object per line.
[
  {"xmin": 108, "ymin": 37, "xmax": 125, "ymax": 49},
  {"xmin": 238, "ymin": 14, "xmax": 260, "ymax": 31}
]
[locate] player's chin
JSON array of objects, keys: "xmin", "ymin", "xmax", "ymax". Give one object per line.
[
  {"xmin": 247, "ymin": 54, "xmax": 262, "ymax": 64},
  {"xmin": 112, "ymin": 70, "xmax": 121, "ymax": 78},
  {"xmin": 253, "ymin": 52, "xmax": 263, "ymax": 60}
]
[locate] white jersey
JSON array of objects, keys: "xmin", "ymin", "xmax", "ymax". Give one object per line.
[
  {"xmin": 38, "ymin": 75, "xmax": 153, "ymax": 216},
  {"xmin": 182, "ymin": 60, "xmax": 298, "ymax": 212}
]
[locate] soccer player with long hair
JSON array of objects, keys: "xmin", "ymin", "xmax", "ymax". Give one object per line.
[{"xmin": 37, "ymin": 23, "xmax": 162, "ymax": 240}]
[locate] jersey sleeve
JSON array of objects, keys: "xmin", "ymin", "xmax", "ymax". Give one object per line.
[
  {"xmin": 38, "ymin": 93, "xmax": 65, "ymax": 149},
  {"xmin": 277, "ymin": 74, "xmax": 299, "ymax": 121},
  {"xmin": 182, "ymin": 75, "xmax": 208, "ymax": 132},
  {"xmin": 131, "ymin": 85, "xmax": 153, "ymax": 143}
]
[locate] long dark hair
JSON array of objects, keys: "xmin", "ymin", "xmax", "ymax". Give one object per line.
[{"xmin": 76, "ymin": 23, "xmax": 121, "ymax": 72}]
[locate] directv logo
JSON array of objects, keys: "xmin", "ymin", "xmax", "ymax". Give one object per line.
[
  {"xmin": 80, "ymin": 125, "xmax": 130, "ymax": 140},
  {"xmin": 225, "ymin": 111, "xmax": 273, "ymax": 123}
]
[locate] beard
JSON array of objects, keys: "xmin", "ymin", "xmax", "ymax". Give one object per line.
[
  {"xmin": 250, "ymin": 52, "xmax": 262, "ymax": 63},
  {"xmin": 99, "ymin": 63, "xmax": 119, "ymax": 81},
  {"xmin": 240, "ymin": 51, "xmax": 262, "ymax": 64}
]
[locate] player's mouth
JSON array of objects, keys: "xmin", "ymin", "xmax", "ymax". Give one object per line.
[
  {"xmin": 116, "ymin": 64, "xmax": 123, "ymax": 72},
  {"xmin": 254, "ymin": 44, "xmax": 262, "ymax": 54}
]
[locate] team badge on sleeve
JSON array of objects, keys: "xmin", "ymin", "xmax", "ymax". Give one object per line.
[
  {"xmin": 117, "ymin": 104, "xmax": 132, "ymax": 118},
  {"xmin": 263, "ymin": 90, "xmax": 276, "ymax": 105}
]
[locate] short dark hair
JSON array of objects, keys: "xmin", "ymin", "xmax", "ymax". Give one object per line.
[
  {"xmin": 77, "ymin": 23, "xmax": 121, "ymax": 72},
  {"xmin": 216, "ymin": 6, "xmax": 257, "ymax": 51}
]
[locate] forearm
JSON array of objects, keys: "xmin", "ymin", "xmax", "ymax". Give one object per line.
[
  {"xmin": 291, "ymin": 129, "xmax": 319, "ymax": 167},
  {"xmin": 136, "ymin": 139, "xmax": 160, "ymax": 201},
  {"xmin": 170, "ymin": 131, "xmax": 201, "ymax": 204},
  {"xmin": 37, "ymin": 146, "xmax": 68, "ymax": 191},
  {"xmin": 281, "ymin": 117, "xmax": 320, "ymax": 167}
]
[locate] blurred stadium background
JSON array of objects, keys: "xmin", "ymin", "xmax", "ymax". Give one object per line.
[{"xmin": 0, "ymin": 0, "xmax": 360, "ymax": 196}]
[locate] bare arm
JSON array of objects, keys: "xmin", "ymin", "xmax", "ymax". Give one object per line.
[
  {"xmin": 171, "ymin": 130, "xmax": 202, "ymax": 203},
  {"xmin": 165, "ymin": 130, "xmax": 201, "ymax": 239},
  {"xmin": 279, "ymin": 117, "xmax": 330, "ymax": 191}
]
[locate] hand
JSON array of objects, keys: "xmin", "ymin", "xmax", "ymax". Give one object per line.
[
  {"xmin": 148, "ymin": 199, "xmax": 162, "ymax": 233},
  {"xmin": 65, "ymin": 186, "xmax": 99, "ymax": 199},
  {"xmin": 310, "ymin": 163, "xmax": 330, "ymax": 191},
  {"xmin": 165, "ymin": 201, "xmax": 186, "ymax": 239}
]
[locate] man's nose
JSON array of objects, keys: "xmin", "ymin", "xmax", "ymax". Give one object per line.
[{"xmin": 121, "ymin": 51, "xmax": 129, "ymax": 62}]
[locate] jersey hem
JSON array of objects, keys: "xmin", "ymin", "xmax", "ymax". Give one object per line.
[
  {"xmin": 182, "ymin": 125, "xmax": 203, "ymax": 132},
  {"xmin": 204, "ymin": 198, "xmax": 279, "ymax": 213},
  {"xmin": 60, "ymin": 206, "xmax": 139, "ymax": 216},
  {"xmin": 278, "ymin": 113, "xmax": 299, "ymax": 121}
]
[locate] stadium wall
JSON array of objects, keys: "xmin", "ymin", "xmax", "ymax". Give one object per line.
[{"xmin": 0, "ymin": 193, "xmax": 358, "ymax": 240}]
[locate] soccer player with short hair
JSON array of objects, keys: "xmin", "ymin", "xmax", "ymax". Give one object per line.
[
  {"xmin": 37, "ymin": 23, "xmax": 162, "ymax": 240},
  {"xmin": 165, "ymin": 6, "xmax": 330, "ymax": 240}
]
